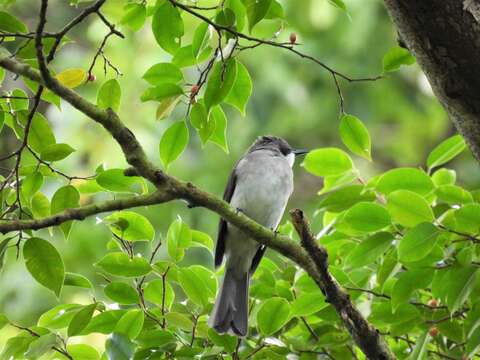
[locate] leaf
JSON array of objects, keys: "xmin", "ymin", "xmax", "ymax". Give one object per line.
[
  {"xmin": 339, "ymin": 114, "xmax": 372, "ymax": 160},
  {"xmin": 68, "ymin": 303, "xmax": 97, "ymax": 337},
  {"xmin": 398, "ymin": 222, "xmax": 439, "ymax": 263},
  {"xmin": 345, "ymin": 232, "xmax": 393, "ymax": 268},
  {"xmin": 21, "ymin": 172, "xmax": 43, "ymax": 201},
  {"xmin": 383, "ymin": 47, "xmax": 416, "ymax": 72},
  {"xmin": 105, "ymin": 333, "xmax": 136, "ymax": 360},
  {"xmin": 436, "ymin": 184, "xmax": 473, "ymax": 205},
  {"xmin": 191, "ymin": 230, "xmax": 214, "ymax": 251},
  {"xmin": 159, "ymin": 120, "xmax": 189, "ymax": 169},
  {"xmin": 27, "ymin": 113, "xmax": 56, "ymax": 153},
  {"xmin": 144, "ymin": 279, "xmax": 175, "ymax": 308},
  {"xmin": 38, "ymin": 304, "xmax": 83, "ymax": 329},
  {"xmin": 190, "ymin": 101, "xmax": 215, "ymax": 144},
  {"xmin": 24, "ymin": 333, "xmax": 57, "ymax": 359},
  {"xmin": 81, "ymin": 310, "xmax": 127, "ymax": 335},
  {"xmin": 67, "ymin": 344, "xmax": 100, "ymax": 360},
  {"xmin": 136, "ymin": 329, "xmax": 176, "ymax": 348},
  {"xmin": 23, "ymin": 237, "xmax": 65, "ymax": 297},
  {"xmin": 207, "ymin": 329, "xmax": 237, "ymax": 352},
  {"xmin": 432, "ymin": 168, "xmax": 456, "ymax": 186},
  {"xmin": 178, "ymin": 267, "xmax": 209, "ymax": 307},
  {"xmin": 455, "ymin": 203, "xmax": 480, "ymax": 233},
  {"xmin": 167, "ymin": 218, "xmax": 192, "ymax": 262},
  {"xmin": 192, "ymin": 22, "xmax": 209, "ymax": 57},
  {"xmin": 141, "ymin": 83, "xmax": 184, "ymax": 102},
  {"xmin": 165, "ymin": 312, "xmax": 193, "ymax": 331},
  {"xmin": 243, "ymin": 0, "xmax": 273, "ymax": 32},
  {"xmin": 40, "ymin": 143, "xmax": 75, "ymax": 162},
  {"xmin": 391, "ymin": 268, "xmax": 434, "ymax": 312},
  {"xmin": 143, "ymin": 63, "xmax": 183, "ymax": 85},
  {"xmin": 409, "ymin": 331, "xmax": 430, "ymax": 360},
  {"xmin": 156, "ymin": 95, "xmax": 182, "ymax": 120},
  {"xmin": 115, "ymin": 309, "xmax": 144, "ymax": 339},
  {"xmin": 291, "ymin": 292, "xmax": 327, "ymax": 317},
  {"xmin": 104, "ymin": 281, "xmax": 139, "ymax": 304},
  {"xmin": 0, "ymin": 11, "xmax": 28, "ymax": 33},
  {"xmin": 427, "ymin": 135, "xmax": 466, "ymax": 170},
  {"xmin": 0, "ymin": 313, "xmax": 8, "ymax": 330},
  {"xmin": 97, "ymin": 79, "xmax": 121, "ymax": 112},
  {"xmin": 225, "ymin": 60, "xmax": 252, "ymax": 116},
  {"xmin": 152, "ymin": 1, "xmax": 184, "ymax": 54},
  {"xmin": 339, "ymin": 202, "xmax": 391, "ymax": 233},
  {"xmin": 318, "ymin": 185, "xmax": 375, "ymax": 212},
  {"xmin": 1, "ymin": 335, "xmax": 35, "ymax": 359},
  {"xmin": 466, "ymin": 326, "xmax": 480, "ymax": 357},
  {"xmin": 51, "ymin": 185, "xmax": 80, "ymax": 237},
  {"xmin": 257, "ymin": 297, "xmax": 291, "ymax": 336},
  {"xmin": 120, "ymin": 3, "xmax": 146, "ymax": 31},
  {"xmin": 105, "ymin": 211, "xmax": 155, "ymax": 242},
  {"xmin": 64, "ymin": 272, "xmax": 93, "ymax": 289},
  {"xmin": 386, "ymin": 190, "xmax": 434, "ymax": 228},
  {"xmin": 96, "ymin": 252, "xmax": 152, "ymax": 277},
  {"xmin": 209, "ymin": 105, "xmax": 229, "ymax": 153},
  {"xmin": 96, "ymin": 169, "xmax": 139, "ymax": 192},
  {"xmin": 328, "ymin": 0, "xmax": 347, "ymax": 11},
  {"xmin": 444, "ymin": 265, "xmax": 478, "ymax": 312},
  {"xmin": 376, "ymin": 168, "xmax": 434, "ymax": 196},
  {"xmin": 204, "ymin": 58, "xmax": 238, "ymax": 110},
  {"xmin": 55, "ymin": 68, "xmax": 86, "ymax": 88},
  {"xmin": 302, "ymin": 148, "xmax": 353, "ymax": 177}
]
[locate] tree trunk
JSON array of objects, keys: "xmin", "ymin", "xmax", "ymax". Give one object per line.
[{"xmin": 384, "ymin": 0, "xmax": 480, "ymax": 161}]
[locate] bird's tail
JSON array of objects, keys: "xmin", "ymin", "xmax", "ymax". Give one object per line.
[{"xmin": 209, "ymin": 268, "xmax": 249, "ymax": 336}]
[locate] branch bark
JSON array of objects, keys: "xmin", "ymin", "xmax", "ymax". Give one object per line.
[
  {"xmin": 0, "ymin": 54, "xmax": 394, "ymax": 359},
  {"xmin": 384, "ymin": 0, "xmax": 480, "ymax": 161}
]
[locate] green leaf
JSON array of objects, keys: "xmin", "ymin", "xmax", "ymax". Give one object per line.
[
  {"xmin": 302, "ymin": 148, "xmax": 353, "ymax": 177},
  {"xmin": 376, "ymin": 168, "xmax": 434, "ymax": 196},
  {"xmin": 159, "ymin": 120, "xmax": 189, "ymax": 169},
  {"xmin": 96, "ymin": 169, "xmax": 139, "ymax": 192},
  {"xmin": 120, "ymin": 3, "xmax": 146, "ymax": 31},
  {"xmin": 191, "ymin": 230, "xmax": 214, "ymax": 251},
  {"xmin": 27, "ymin": 113, "xmax": 56, "ymax": 153},
  {"xmin": 96, "ymin": 252, "xmax": 152, "ymax": 277},
  {"xmin": 192, "ymin": 22, "xmax": 209, "ymax": 57},
  {"xmin": 345, "ymin": 232, "xmax": 393, "ymax": 268},
  {"xmin": 436, "ymin": 184, "xmax": 473, "ymax": 205},
  {"xmin": 339, "ymin": 202, "xmax": 391, "ymax": 233},
  {"xmin": 190, "ymin": 101, "xmax": 215, "ymax": 144},
  {"xmin": 0, "ymin": 313, "xmax": 8, "ymax": 330},
  {"xmin": 142, "ymin": 63, "xmax": 183, "ymax": 85},
  {"xmin": 81, "ymin": 310, "xmax": 127, "ymax": 335},
  {"xmin": 38, "ymin": 304, "xmax": 83, "ymax": 329},
  {"xmin": 40, "ymin": 143, "xmax": 75, "ymax": 162},
  {"xmin": 31, "ymin": 192, "xmax": 50, "ymax": 218},
  {"xmin": 21, "ymin": 171, "xmax": 43, "ymax": 200},
  {"xmin": 382, "ymin": 47, "xmax": 416, "ymax": 72},
  {"xmin": 11, "ymin": 88, "xmax": 29, "ymax": 110},
  {"xmin": 318, "ymin": 185, "xmax": 375, "ymax": 212},
  {"xmin": 386, "ymin": 190, "xmax": 434, "ymax": 228},
  {"xmin": 56, "ymin": 68, "xmax": 86, "ymax": 88},
  {"xmin": 225, "ymin": 60, "xmax": 252, "ymax": 116},
  {"xmin": 0, "ymin": 11, "xmax": 28, "ymax": 33},
  {"xmin": 207, "ymin": 329, "xmax": 237, "ymax": 352},
  {"xmin": 204, "ymin": 58, "xmax": 238, "ymax": 110},
  {"xmin": 115, "ymin": 309, "xmax": 144, "ymax": 339},
  {"xmin": 136, "ymin": 329, "xmax": 176, "ymax": 348},
  {"xmin": 1, "ymin": 335, "xmax": 35, "ymax": 359},
  {"xmin": 64, "ymin": 272, "xmax": 93, "ymax": 289},
  {"xmin": 454, "ymin": 203, "xmax": 480, "ymax": 233},
  {"xmin": 141, "ymin": 83, "xmax": 184, "ymax": 102},
  {"xmin": 105, "ymin": 211, "xmax": 155, "ymax": 242},
  {"xmin": 144, "ymin": 279, "xmax": 175, "ymax": 309},
  {"xmin": 178, "ymin": 267, "xmax": 209, "ymax": 307},
  {"xmin": 165, "ymin": 312, "xmax": 193, "ymax": 331},
  {"xmin": 257, "ymin": 297, "xmax": 291, "ymax": 336},
  {"xmin": 209, "ymin": 105, "xmax": 229, "ymax": 153},
  {"xmin": 409, "ymin": 331, "xmax": 430, "ymax": 360},
  {"xmin": 156, "ymin": 95, "xmax": 182, "ymax": 121},
  {"xmin": 243, "ymin": 0, "xmax": 272, "ymax": 32},
  {"xmin": 398, "ymin": 222, "xmax": 439, "ymax": 263},
  {"xmin": 391, "ymin": 268, "xmax": 434, "ymax": 311},
  {"xmin": 291, "ymin": 292, "xmax": 327, "ymax": 317},
  {"xmin": 167, "ymin": 218, "xmax": 192, "ymax": 262},
  {"xmin": 51, "ymin": 185, "xmax": 80, "ymax": 237},
  {"xmin": 23, "ymin": 237, "xmax": 65, "ymax": 297},
  {"xmin": 427, "ymin": 135, "xmax": 466, "ymax": 170},
  {"xmin": 67, "ymin": 344, "xmax": 100, "ymax": 360},
  {"xmin": 466, "ymin": 326, "xmax": 480, "ymax": 357},
  {"xmin": 328, "ymin": 0, "xmax": 347, "ymax": 11},
  {"xmin": 106, "ymin": 333, "xmax": 136, "ymax": 360},
  {"xmin": 432, "ymin": 168, "xmax": 456, "ymax": 186},
  {"xmin": 104, "ymin": 281, "xmax": 139, "ymax": 304},
  {"xmin": 339, "ymin": 114, "xmax": 372, "ymax": 160},
  {"xmin": 97, "ymin": 79, "xmax": 121, "ymax": 112},
  {"xmin": 152, "ymin": 1, "xmax": 184, "ymax": 54},
  {"xmin": 25, "ymin": 333, "xmax": 57, "ymax": 359},
  {"xmin": 444, "ymin": 265, "xmax": 478, "ymax": 312},
  {"xmin": 68, "ymin": 303, "xmax": 97, "ymax": 337}
]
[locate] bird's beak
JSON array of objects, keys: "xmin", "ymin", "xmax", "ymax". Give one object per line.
[{"xmin": 293, "ymin": 149, "xmax": 309, "ymax": 156}]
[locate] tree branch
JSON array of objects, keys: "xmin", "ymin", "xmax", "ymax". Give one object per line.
[{"xmin": 290, "ymin": 209, "xmax": 395, "ymax": 360}]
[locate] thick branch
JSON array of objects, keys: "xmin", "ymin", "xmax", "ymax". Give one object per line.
[
  {"xmin": 384, "ymin": 0, "xmax": 480, "ymax": 161},
  {"xmin": 290, "ymin": 209, "xmax": 395, "ymax": 360}
]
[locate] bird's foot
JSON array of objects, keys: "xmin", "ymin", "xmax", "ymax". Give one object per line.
[{"xmin": 235, "ymin": 207, "xmax": 245, "ymax": 215}]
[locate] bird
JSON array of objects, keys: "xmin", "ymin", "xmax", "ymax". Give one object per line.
[{"xmin": 208, "ymin": 135, "xmax": 308, "ymax": 336}]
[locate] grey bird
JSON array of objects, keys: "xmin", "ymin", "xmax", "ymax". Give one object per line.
[{"xmin": 209, "ymin": 135, "xmax": 308, "ymax": 336}]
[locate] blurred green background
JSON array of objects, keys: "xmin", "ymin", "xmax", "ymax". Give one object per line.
[{"xmin": 1, "ymin": 0, "xmax": 478, "ymax": 351}]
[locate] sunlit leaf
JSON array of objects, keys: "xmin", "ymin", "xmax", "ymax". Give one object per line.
[
  {"xmin": 0, "ymin": 11, "xmax": 28, "ymax": 33},
  {"xmin": 104, "ymin": 282, "xmax": 139, "ymax": 305},
  {"xmin": 40, "ymin": 143, "xmax": 75, "ymax": 162},
  {"xmin": 398, "ymin": 222, "xmax": 439, "ymax": 263},
  {"xmin": 243, "ymin": 0, "xmax": 272, "ymax": 32},
  {"xmin": 152, "ymin": 1, "xmax": 184, "ymax": 54},
  {"xmin": 386, "ymin": 190, "xmax": 434, "ymax": 228},
  {"xmin": 68, "ymin": 303, "xmax": 97, "ymax": 337},
  {"xmin": 96, "ymin": 252, "xmax": 152, "ymax": 277},
  {"xmin": 115, "ymin": 309, "xmax": 144, "ymax": 339},
  {"xmin": 56, "ymin": 68, "xmax": 86, "ymax": 88},
  {"xmin": 159, "ymin": 120, "xmax": 189, "ymax": 169},
  {"xmin": 225, "ymin": 60, "xmax": 252, "ymax": 116},
  {"xmin": 339, "ymin": 114, "xmax": 372, "ymax": 160},
  {"xmin": 427, "ymin": 135, "xmax": 466, "ymax": 170},
  {"xmin": 97, "ymin": 79, "xmax": 121, "ymax": 112},
  {"xmin": 120, "ymin": 3, "xmax": 146, "ymax": 31},
  {"xmin": 257, "ymin": 297, "xmax": 290, "ymax": 336},
  {"xmin": 204, "ymin": 58, "xmax": 237, "ymax": 110},
  {"xmin": 382, "ymin": 47, "xmax": 416, "ymax": 72},
  {"xmin": 303, "ymin": 148, "xmax": 353, "ymax": 177},
  {"xmin": 105, "ymin": 211, "xmax": 155, "ymax": 242},
  {"xmin": 142, "ymin": 63, "xmax": 183, "ymax": 85}
]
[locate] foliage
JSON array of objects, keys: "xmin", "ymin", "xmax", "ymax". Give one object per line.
[{"xmin": 0, "ymin": 0, "xmax": 479, "ymax": 359}]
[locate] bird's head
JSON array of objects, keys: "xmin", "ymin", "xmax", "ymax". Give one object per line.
[{"xmin": 249, "ymin": 135, "xmax": 309, "ymax": 167}]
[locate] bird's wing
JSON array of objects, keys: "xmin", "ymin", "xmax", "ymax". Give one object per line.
[{"xmin": 214, "ymin": 167, "xmax": 237, "ymax": 268}]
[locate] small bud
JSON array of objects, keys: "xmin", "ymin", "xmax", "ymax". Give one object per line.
[
  {"xmin": 427, "ymin": 299, "xmax": 439, "ymax": 307},
  {"xmin": 88, "ymin": 74, "xmax": 96, "ymax": 82},
  {"xmin": 429, "ymin": 327, "xmax": 439, "ymax": 337},
  {"xmin": 289, "ymin": 32, "xmax": 297, "ymax": 44},
  {"xmin": 191, "ymin": 84, "xmax": 199, "ymax": 97}
]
